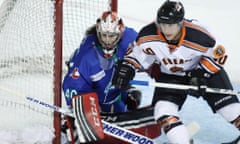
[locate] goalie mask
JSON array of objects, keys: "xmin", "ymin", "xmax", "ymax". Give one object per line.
[{"xmin": 96, "ymin": 11, "xmax": 125, "ymax": 58}]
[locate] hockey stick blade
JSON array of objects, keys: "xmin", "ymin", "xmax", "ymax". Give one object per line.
[
  {"xmin": 102, "ymin": 120, "xmax": 155, "ymax": 144},
  {"xmin": 130, "ymin": 80, "xmax": 240, "ymax": 95}
]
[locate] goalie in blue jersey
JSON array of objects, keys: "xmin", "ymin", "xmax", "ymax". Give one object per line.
[
  {"xmin": 61, "ymin": 11, "xmax": 142, "ymax": 143},
  {"xmin": 62, "ymin": 11, "xmax": 141, "ymax": 113}
]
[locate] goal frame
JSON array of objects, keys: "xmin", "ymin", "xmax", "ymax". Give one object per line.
[{"xmin": 53, "ymin": 0, "xmax": 118, "ymax": 143}]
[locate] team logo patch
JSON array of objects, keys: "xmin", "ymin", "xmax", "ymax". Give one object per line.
[
  {"xmin": 70, "ymin": 67, "xmax": 80, "ymax": 79},
  {"xmin": 213, "ymin": 45, "xmax": 225, "ymax": 58}
]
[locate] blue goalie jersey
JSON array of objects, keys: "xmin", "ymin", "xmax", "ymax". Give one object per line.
[{"xmin": 62, "ymin": 27, "xmax": 137, "ymax": 112}]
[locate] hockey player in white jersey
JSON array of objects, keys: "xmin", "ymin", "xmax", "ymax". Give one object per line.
[{"xmin": 111, "ymin": 0, "xmax": 240, "ymax": 144}]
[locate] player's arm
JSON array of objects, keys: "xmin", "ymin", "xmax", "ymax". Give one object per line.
[
  {"xmin": 111, "ymin": 59, "xmax": 137, "ymax": 90},
  {"xmin": 62, "ymin": 69, "xmax": 93, "ymax": 108},
  {"xmin": 112, "ymin": 39, "xmax": 157, "ymax": 88},
  {"xmin": 63, "ymin": 53, "xmax": 99, "ymax": 107},
  {"xmin": 192, "ymin": 40, "xmax": 226, "ymax": 84}
]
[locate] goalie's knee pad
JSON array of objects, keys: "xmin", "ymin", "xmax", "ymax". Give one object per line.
[
  {"xmin": 231, "ymin": 115, "xmax": 240, "ymax": 130},
  {"xmin": 157, "ymin": 115, "xmax": 183, "ymax": 133}
]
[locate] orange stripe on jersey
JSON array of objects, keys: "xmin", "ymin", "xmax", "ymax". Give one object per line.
[
  {"xmin": 182, "ymin": 40, "xmax": 208, "ymax": 52},
  {"xmin": 184, "ymin": 21, "xmax": 215, "ymax": 40},
  {"xmin": 137, "ymin": 35, "xmax": 166, "ymax": 46},
  {"xmin": 125, "ymin": 57, "xmax": 141, "ymax": 69},
  {"xmin": 125, "ymin": 47, "xmax": 133, "ymax": 55},
  {"xmin": 200, "ymin": 58, "xmax": 219, "ymax": 73},
  {"xmin": 157, "ymin": 29, "xmax": 167, "ymax": 42}
]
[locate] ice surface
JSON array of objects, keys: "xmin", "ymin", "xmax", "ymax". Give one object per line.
[{"xmin": 0, "ymin": 0, "xmax": 239, "ymax": 143}]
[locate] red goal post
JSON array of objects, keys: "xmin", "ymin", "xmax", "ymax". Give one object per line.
[{"xmin": 0, "ymin": 0, "xmax": 118, "ymax": 143}]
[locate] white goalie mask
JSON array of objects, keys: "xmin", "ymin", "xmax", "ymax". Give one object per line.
[{"xmin": 96, "ymin": 11, "xmax": 125, "ymax": 58}]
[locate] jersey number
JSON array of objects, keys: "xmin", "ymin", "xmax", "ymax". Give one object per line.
[{"xmin": 214, "ymin": 55, "xmax": 228, "ymax": 65}]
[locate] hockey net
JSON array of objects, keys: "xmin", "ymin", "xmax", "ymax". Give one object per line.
[{"xmin": 0, "ymin": 0, "xmax": 116, "ymax": 143}]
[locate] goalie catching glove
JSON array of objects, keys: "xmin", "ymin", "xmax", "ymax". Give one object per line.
[{"xmin": 112, "ymin": 59, "xmax": 136, "ymax": 90}]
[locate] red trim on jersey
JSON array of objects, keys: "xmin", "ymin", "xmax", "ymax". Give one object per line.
[{"xmin": 137, "ymin": 35, "xmax": 165, "ymax": 46}]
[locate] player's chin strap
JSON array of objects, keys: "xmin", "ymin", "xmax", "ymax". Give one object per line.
[{"xmin": 130, "ymin": 80, "xmax": 240, "ymax": 96}]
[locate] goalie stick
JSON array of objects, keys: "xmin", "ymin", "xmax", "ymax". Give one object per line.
[
  {"xmin": 0, "ymin": 85, "xmax": 200, "ymax": 144},
  {"xmin": 26, "ymin": 96, "xmax": 155, "ymax": 144},
  {"xmin": 26, "ymin": 96, "xmax": 200, "ymax": 144},
  {"xmin": 130, "ymin": 80, "xmax": 240, "ymax": 95},
  {"xmin": 0, "ymin": 84, "xmax": 155, "ymax": 143}
]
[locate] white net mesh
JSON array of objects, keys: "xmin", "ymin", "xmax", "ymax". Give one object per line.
[
  {"xmin": 63, "ymin": 0, "xmax": 110, "ymax": 72},
  {"xmin": 0, "ymin": 0, "xmax": 111, "ymax": 143},
  {"xmin": 0, "ymin": 0, "xmax": 55, "ymax": 130}
]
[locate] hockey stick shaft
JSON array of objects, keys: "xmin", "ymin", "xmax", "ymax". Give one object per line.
[
  {"xmin": 26, "ymin": 96, "xmax": 201, "ymax": 144},
  {"xmin": 0, "ymin": 85, "xmax": 201, "ymax": 143},
  {"xmin": 26, "ymin": 96, "xmax": 155, "ymax": 144},
  {"xmin": 0, "ymin": 85, "xmax": 155, "ymax": 144},
  {"xmin": 130, "ymin": 80, "xmax": 240, "ymax": 95}
]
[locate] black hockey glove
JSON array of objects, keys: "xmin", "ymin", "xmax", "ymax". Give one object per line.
[
  {"xmin": 125, "ymin": 87, "xmax": 142, "ymax": 110},
  {"xmin": 186, "ymin": 68, "xmax": 211, "ymax": 97},
  {"xmin": 112, "ymin": 60, "xmax": 136, "ymax": 90}
]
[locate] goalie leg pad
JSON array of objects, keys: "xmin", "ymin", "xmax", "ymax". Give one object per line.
[{"xmin": 72, "ymin": 92, "xmax": 104, "ymax": 143}]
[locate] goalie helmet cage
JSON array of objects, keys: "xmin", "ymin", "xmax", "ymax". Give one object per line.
[{"xmin": 0, "ymin": 0, "xmax": 117, "ymax": 143}]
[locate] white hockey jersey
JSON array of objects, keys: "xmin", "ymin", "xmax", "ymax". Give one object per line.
[{"xmin": 125, "ymin": 20, "xmax": 227, "ymax": 76}]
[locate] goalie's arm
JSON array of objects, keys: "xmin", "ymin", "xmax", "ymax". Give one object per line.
[{"xmin": 112, "ymin": 59, "xmax": 136, "ymax": 90}]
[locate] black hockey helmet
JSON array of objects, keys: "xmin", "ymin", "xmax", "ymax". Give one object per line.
[{"xmin": 156, "ymin": 0, "xmax": 184, "ymax": 24}]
